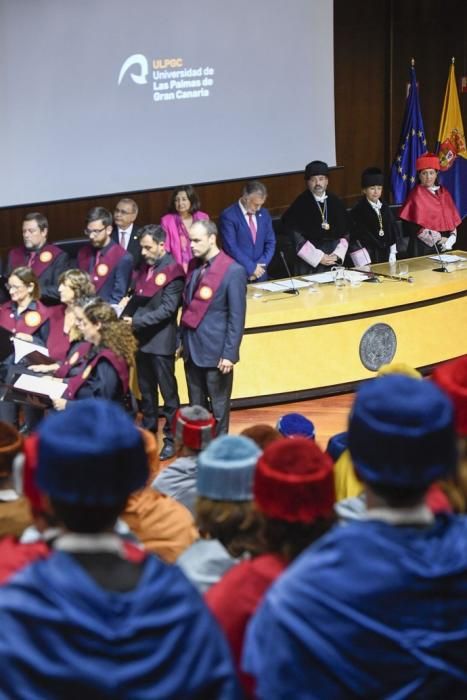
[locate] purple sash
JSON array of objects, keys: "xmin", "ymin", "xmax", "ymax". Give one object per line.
[
  {"xmin": 77, "ymin": 243, "xmax": 126, "ymax": 292},
  {"xmin": 64, "ymin": 348, "xmax": 129, "ymax": 399},
  {"xmin": 133, "ymin": 261, "xmax": 185, "ymax": 298},
  {"xmin": 181, "ymin": 251, "xmax": 234, "ymax": 330},
  {"xmin": 9, "ymin": 243, "xmax": 63, "ymax": 278},
  {"xmin": 54, "ymin": 341, "xmax": 93, "ymax": 379},
  {"xmin": 0, "ymin": 301, "xmax": 50, "ymax": 336},
  {"xmin": 46, "ymin": 305, "xmax": 73, "ymax": 362}
]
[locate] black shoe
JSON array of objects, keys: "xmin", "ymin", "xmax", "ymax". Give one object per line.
[{"xmin": 159, "ymin": 440, "xmax": 175, "ymax": 461}]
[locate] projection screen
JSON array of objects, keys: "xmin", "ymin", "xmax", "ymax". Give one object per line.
[{"xmin": 0, "ymin": 0, "xmax": 335, "ymax": 207}]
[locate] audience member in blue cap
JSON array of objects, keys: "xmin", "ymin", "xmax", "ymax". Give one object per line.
[
  {"xmin": 177, "ymin": 434, "xmax": 263, "ymax": 593},
  {"xmin": 276, "ymin": 412, "xmax": 315, "ymax": 439},
  {"xmin": 244, "ymin": 375, "xmax": 467, "ymax": 698},
  {"xmin": 0, "ymin": 399, "xmax": 239, "ymax": 699}
]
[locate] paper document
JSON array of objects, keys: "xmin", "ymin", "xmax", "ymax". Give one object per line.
[
  {"xmin": 13, "ymin": 374, "xmax": 67, "ymax": 399},
  {"xmin": 428, "ymin": 254, "xmax": 466, "ymax": 264},
  {"xmin": 254, "ymin": 279, "xmax": 311, "ymax": 292},
  {"xmin": 301, "ymin": 270, "xmax": 370, "ymax": 284},
  {"xmin": 13, "ymin": 338, "xmax": 50, "ymax": 364}
]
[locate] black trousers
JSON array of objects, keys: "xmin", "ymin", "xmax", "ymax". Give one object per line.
[
  {"xmin": 184, "ymin": 359, "xmax": 233, "ymax": 436},
  {"xmin": 136, "ymin": 351, "xmax": 179, "ymax": 440}
]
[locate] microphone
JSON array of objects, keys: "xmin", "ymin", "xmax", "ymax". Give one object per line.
[
  {"xmin": 429, "ymin": 231, "xmax": 449, "ymax": 273},
  {"xmin": 279, "ymin": 251, "xmax": 299, "ymax": 295}
]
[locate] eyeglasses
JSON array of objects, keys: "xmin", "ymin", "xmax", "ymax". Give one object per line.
[
  {"xmin": 7, "ymin": 284, "xmax": 27, "ymax": 291},
  {"xmin": 84, "ymin": 226, "xmax": 107, "ymax": 237},
  {"xmin": 22, "ymin": 227, "xmax": 40, "ymax": 235}
]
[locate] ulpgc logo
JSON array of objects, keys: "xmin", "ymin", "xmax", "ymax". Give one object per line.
[{"xmin": 118, "ymin": 54, "xmax": 149, "ymax": 85}]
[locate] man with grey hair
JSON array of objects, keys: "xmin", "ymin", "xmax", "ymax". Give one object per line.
[
  {"xmin": 111, "ymin": 197, "xmax": 142, "ymax": 268},
  {"xmin": 219, "ymin": 180, "xmax": 276, "ymax": 282}
]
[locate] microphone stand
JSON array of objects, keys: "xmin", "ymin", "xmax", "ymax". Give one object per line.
[
  {"xmin": 279, "ymin": 251, "xmax": 299, "ymax": 295},
  {"xmin": 429, "ymin": 231, "xmax": 449, "ymax": 273}
]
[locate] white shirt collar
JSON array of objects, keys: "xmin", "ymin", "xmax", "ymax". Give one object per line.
[
  {"xmin": 363, "ymin": 504, "xmax": 434, "ymax": 526},
  {"xmin": 313, "ymin": 194, "xmax": 328, "ymax": 204},
  {"xmin": 54, "ymin": 532, "xmax": 124, "ymax": 555},
  {"xmin": 0, "ymin": 489, "xmax": 19, "ymax": 502},
  {"xmin": 368, "ymin": 199, "xmax": 382, "ymax": 210}
]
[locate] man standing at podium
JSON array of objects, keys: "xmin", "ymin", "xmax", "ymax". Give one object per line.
[{"xmin": 282, "ymin": 160, "xmax": 349, "ymax": 275}]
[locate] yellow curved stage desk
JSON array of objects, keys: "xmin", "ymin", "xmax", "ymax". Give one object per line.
[{"xmin": 175, "ymin": 252, "xmax": 467, "ymax": 407}]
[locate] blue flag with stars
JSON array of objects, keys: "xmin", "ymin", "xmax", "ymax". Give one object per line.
[{"xmin": 390, "ymin": 64, "xmax": 427, "ymax": 204}]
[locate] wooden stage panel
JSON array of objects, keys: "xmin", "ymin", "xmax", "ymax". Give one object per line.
[{"xmin": 175, "ymin": 253, "xmax": 467, "ymax": 407}]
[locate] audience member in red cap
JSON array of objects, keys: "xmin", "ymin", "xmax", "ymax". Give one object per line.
[
  {"xmin": 152, "ymin": 405, "xmax": 216, "ymax": 516},
  {"xmin": 432, "ymin": 354, "xmax": 467, "ymax": 512},
  {"xmin": 206, "ymin": 437, "xmax": 335, "ymax": 696},
  {"xmin": 399, "ymin": 152, "xmax": 461, "ymax": 257}
]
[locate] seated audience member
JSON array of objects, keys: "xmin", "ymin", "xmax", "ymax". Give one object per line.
[
  {"xmin": 121, "ymin": 427, "xmax": 199, "ymax": 563},
  {"xmin": 206, "ymin": 437, "xmax": 335, "ymax": 696},
  {"xmin": 329, "ymin": 361, "xmax": 423, "ymax": 504},
  {"xmin": 240, "ymin": 423, "xmax": 282, "ymax": 449},
  {"xmin": 50, "ymin": 299, "xmax": 137, "ymax": 410},
  {"xmin": 153, "ymin": 405, "xmax": 216, "ymax": 516},
  {"xmin": 161, "ymin": 185, "xmax": 209, "ymax": 271},
  {"xmin": 111, "ymin": 198, "xmax": 142, "ymax": 268},
  {"xmin": 0, "ymin": 267, "xmax": 51, "ymax": 428},
  {"xmin": 219, "ymin": 181, "xmax": 276, "ymax": 282},
  {"xmin": 244, "ymin": 375, "xmax": 467, "ymax": 698},
  {"xmin": 177, "ymin": 435, "xmax": 262, "ymax": 593},
  {"xmin": 349, "ymin": 167, "xmax": 398, "ymax": 265},
  {"xmin": 0, "ymin": 423, "xmax": 31, "ymax": 539},
  {"xmin": 399, "ymin": 152, "xmax": 461, "ymax": 257},
  {"xmin": 7, "ymin": 212, "xmax": 69, "ymax": 305},
  {"xmin": 0, "ymin": 400, "xmax": 239, "ymax": 698},
  {"xmin": 432, "ymin": 354, "xmax": 467, "ymax": 512},
  {"xmin": 281, "ymin": 160, "xmax": 349, "ymax": 274},
  {"xmin": 77, "ymin": 207, "xmax": 133, "ymax": 304},
  {"xmin": 276, "ymin": 412, "xmax": 315, "ymax": 439},
  {"xmin": 47, "ymin": 269, "xmax": 96, "ymax": 362}
]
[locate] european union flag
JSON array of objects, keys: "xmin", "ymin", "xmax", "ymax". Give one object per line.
[{"xmin": 390, "ymin": 63, "xmax": 427, "ymax": 204}]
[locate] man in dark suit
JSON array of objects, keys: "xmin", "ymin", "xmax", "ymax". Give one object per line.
[
  {"xmin": 77, "ymin": 207, "xmax": 133, "ymax": 304},
  {"xmin": 7, "ymin": 212, "xmax": 70, "ymax": 305},
  {"xmin": 122, "ymin": 224, "xmax": 185, "ymax": 460},
  {"xmin": 219, "ymin": 181, "xmax": 276, "ymax": 282},
  {"xmin": 111, "ymin": 198, "xmax": 142, "ymax": 269},
  {"xmin": 181, "ymin": 220, "xmax": 247, "ymax": 435}
]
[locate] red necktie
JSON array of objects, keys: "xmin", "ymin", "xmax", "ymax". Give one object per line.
[
  {"xmin": 248, "ymin": 214, "xmax": 257, "ymax": 243},
  {"xmin": 28, "ymin": 252, "xmax": 37, "ymax": 268},
  {"xmin": 120, "ymin": 230, "xmax": 126, "ymax": 247},
  {"xmin": 145, "ymin": 265, "xmax": 154, "ymax": 281}
]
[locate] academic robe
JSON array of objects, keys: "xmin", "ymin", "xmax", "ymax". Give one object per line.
[
  {"xmin": 349, "ymin": 198, "xmax": 397, "ymax": 263},
  {"xmin": 0, "ymin": 550, "xmax": 240, "ymax": 699},
  {"xmin": 244, "ymin": 515, "xmax": 467, "ymax": 699}
]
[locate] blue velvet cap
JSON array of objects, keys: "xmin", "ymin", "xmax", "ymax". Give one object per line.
[
  {"xmin": 348, "ymin": 375, "xmax": 456, "ymax": 488},
  {"xmin": 37, "ymin": 399, "xmax": 148, "ymax": 505},
  {"xmin": 326, "ymin": 431, "xmax": 348, "ymax": 462},
  {"xmin": 197, "ymin": 435, "xmax": 261, "ymax": 501},
  {"xmin": 277, "ymin": 413, "xmax": 315, "ymax": 440}
]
